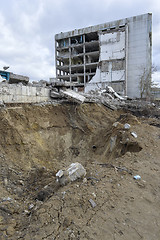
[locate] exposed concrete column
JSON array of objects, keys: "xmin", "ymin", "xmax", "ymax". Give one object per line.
[
  {"xmin": 55, "ymin": 39, "xmax": 58, "ymax": 80},
  {"xmin": 69, "ymin": 37, "xmax": 72, "ymax": 86},
  {"xmin": 125, "ymin": 24, "xmax": 129, "ymax": 96},
  {"xmin": 83, "ymin": 34, "xmax": 86, "ymax": 86}
]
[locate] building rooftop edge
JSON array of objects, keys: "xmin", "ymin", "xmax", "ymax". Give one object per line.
[{"xmin": 55, "ymin": 13, "xmax": 152, "ymax": 40}]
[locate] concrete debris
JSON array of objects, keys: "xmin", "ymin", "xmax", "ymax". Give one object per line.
[
  {"xmin": 106, "ymin": 86, "xmax": 126, "ymax": 100},
  {"xmin": 83, "ymin": 178, "xmax": 87, "ymax": 184},
  {"xmin": 133, "ymin": 175, "xmax": 141, "ymax": 180},
  {"xmin": 113, "ymin": 122, "xmax": 119, "ymax": 127},
  {"xmin": 110, "ymin": 136, "xmax": 117, "ymax": 152},
  {"xmin": 56, "ymin": 162, "xmax": 86, "ymax": 186},
  {"xmin": 89, "ymin": 199, "xmax": 97, "ymax": 208},
  {"xmin": 83, "ymin": 87, "xmax": 126, "ymax": 110},
  {"xmin": 92, "ymin": 192, "xmax": 96, "ymax": 198},
  {"xmin": 60, "ymin": 89, "xmax": 86, "ymax": 103},
  {"xmin": 131, "ymin": 132, "xmax": 138, "ymax": 138},
  {"xmin": 49, "ymin": 81, "xmax": 127, "ymax": 110},
  {"xmin": 29, "ymin": 204, "xmax": 34, "ymax": 210},
  {"xmin": 51, "ymin": 88, "xmax": 86, "ymax": 102},
  {"xmin": 124, "ymin": 123, "xmax": 131, "ymax": 129},
  {"xmin": 2, "ymin": 197, "xmax": 12, "ymax": 202},
  {"xmin": 9, "ymin": 73, "xmax": 29, "ymax": 84},
  {"xmin": 50, "ymin": 89, "xmax": 62, "ymax": 99}
]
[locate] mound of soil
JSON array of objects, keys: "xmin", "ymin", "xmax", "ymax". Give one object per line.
[{"xmin": 0, "ymin": 103, "xmax": 159, "ymax": 239}]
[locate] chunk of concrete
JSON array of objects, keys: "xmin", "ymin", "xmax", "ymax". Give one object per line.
[
  {"xmin": 131, "ymin": 132, "xmax": 137, "ymax": 138},
  {"xmin": 89, "ymin": 199, "xmax": 97, "ymax": 208},
  {"xmin": 124, "ymin": 123, "xmax": 131, "ymax": 129},
  {"xmin": 56, "ymin": 162, "xmax": 86, "ymax": 186},
  {"xmin": 113, "ymin": 122, "xmax": 119, "ymax": 127},
  {"xmin": 60, "ymin": 89, "xmax": 86, "ymax": 103}
]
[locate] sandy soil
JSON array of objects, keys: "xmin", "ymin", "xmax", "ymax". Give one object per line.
[{"xmin": 0, "ymin": 102, "xmax": 159, "ymax": 240}]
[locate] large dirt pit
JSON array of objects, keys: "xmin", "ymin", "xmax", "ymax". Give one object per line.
[{"xmin": 0, "ymin": 102, "xmax": 160, "ymax": 239}]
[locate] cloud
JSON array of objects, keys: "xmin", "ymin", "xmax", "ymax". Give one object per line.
[
  {"xmin": 0, "ymin": 3, "xmax": 54, "ymax": 80},
  {"xmin": 0, "ymin": 0, "xmax": 160, "ymax": 83},
  {"xmin": 152, "ymin": 71, "xmax": 160, "ymax": 87}
]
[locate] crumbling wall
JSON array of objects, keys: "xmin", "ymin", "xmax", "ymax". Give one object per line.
[
  {"xmin": 85, "ymin": 29, "xmax": 126, "ymax": 94},
  {"xmin": 85, "ymin": 13, "xmax": 152, "ymax": 98},
  {"xmin": 0, "ymin": 84, "xmax": 50, "ymax": 103}
]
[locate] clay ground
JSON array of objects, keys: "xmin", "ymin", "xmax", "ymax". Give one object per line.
[{"xmin": 0, "ymin": 102, "xmax": 160, "ymax": 240}]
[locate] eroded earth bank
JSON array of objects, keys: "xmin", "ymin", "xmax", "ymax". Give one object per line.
[{"xmin": 0, "ymin": 102, "xmax": 160, "ymax": 239}]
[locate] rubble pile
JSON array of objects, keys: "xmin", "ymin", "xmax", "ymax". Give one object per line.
[{"xmin": 50, "ymin": 86, "xmax": 126, "ymax": 110}]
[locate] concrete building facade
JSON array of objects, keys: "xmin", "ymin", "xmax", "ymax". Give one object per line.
[{"xmin": 55, "ymin": 13, "xmax": 152, "ymax": 98}]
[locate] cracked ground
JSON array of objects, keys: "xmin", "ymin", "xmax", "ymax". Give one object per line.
[{"xmin": 0, "ymin": 102, "xmax": 160, "ymax": 239}]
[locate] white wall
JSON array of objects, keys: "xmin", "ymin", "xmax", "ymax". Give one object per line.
[
  {"xmin": 127, "ymin": 14, "xmax": 152, "ymax": 98},
  {"xmin": 100, "ymin": 31, "xmax": 125, "ymax": 61},
  {"xmin": 85, "ymin": 13, "xmax": 152, "ymax": 98},
  {"xmin": 0, "ymin": 84, "xmax": 50, "ymax": 103}
]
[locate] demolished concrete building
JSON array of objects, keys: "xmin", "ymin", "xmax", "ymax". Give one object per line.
[
  {"xmin": 55, "ymin": 13, "xmax": 152, "ymax": 98},
  {"xmin": 0, "ymin": 70, "xmax": 29, "ymax": 84}
]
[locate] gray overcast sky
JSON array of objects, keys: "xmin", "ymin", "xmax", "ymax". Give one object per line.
[{"xmin": 0, "ymin": 0, "xmax": 160, "ymax": 85}]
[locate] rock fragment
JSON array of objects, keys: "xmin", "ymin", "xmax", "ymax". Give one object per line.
[
  {"xmin": 124, "ymin": 123, "xmax": 131, "ymax": 129},
  {"xmin": 56, "ymin": 162, "xmax": 86, "ymax": 186},
  {"xmin": 131, "ymin": 132, "xmax": 138, "ymax": 138},
  {"xmin": 89, "ymin": 199, "xmax": 97, "ymax": 208}
]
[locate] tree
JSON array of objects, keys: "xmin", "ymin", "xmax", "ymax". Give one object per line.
[{"xmin": 139, "ymin": 65, "xmax": 157, "ymax": 99}]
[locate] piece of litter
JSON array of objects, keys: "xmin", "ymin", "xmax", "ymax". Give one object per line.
[
  {"xmin": 113, "ymin": 122, "xmax": 119, "ymax": 127},
  {"xmin": 83, "ymin": 178, "xmax": 87, "ymax": 183},
  {"xmin": 89, "ymin": 199, "xmax": 97, "ymax": 208},
  {"xmin": 124, "ymin": 123, "xmax": 131, "ymax": 129},
  {"xmin": 92, "ymin": 192, "xmax": 96, "ymax": 198},
  {"xmin": 56, "ymin": 169, "xmax": 64, "ymax": 178},
  {"xmin": 29, "ymin": 204, "xmax": 34, "ymax": 210},
  {"xmin": 133, "ymin": 175, "xmax": 141, "ymax": 180},
  {"xmin": 2, "ymin": 197, "xmax": 12, "ymax": 202},
  {"xmin": 131, "ymin": 132, "xmax": 137, "ymax": 138},
  {"xmin": 24, "ymin": 210, "xmax": 29, "ymax": 214}
]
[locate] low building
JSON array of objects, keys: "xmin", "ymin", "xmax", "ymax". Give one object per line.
[{"xmin": 0, "ymin": 70, "xmax": 29, "ymax": 84}]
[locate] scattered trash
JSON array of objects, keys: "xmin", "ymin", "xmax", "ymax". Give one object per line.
[
  {"xmin": 131, "ymin": 132, "xmax": 137, "ymax": 138},
  {"xmin": 29, "ymin": 204, "xmax": 34, "ymax": 210},
  {"xmin": 113, "ymin": 122, "xmax": 119, "ymax": 127},
  {"xmin": 56, "ymin": 162, "xmax": 86, "ymax": 186},
  {"xmin": 2, "ymin": 197, "xmax": 12, "ymax": 202},
  {"xmin": 24, "ymin": 210, "xmax": 29, "ymax": 214},
  {"xmin": 133, "ymin": 175, "xmax": 141, "ymax": 180},
  {"xmin": 83, "ymin": 178, "xmax": 87, "ymax": 183},
  {"xmin": 89, "ymin": 199, "xmax": 97, "ymax": 208},
  {"xmin": 106, "ymin": 86, "xmax": 125, "ymax": 100},
  {"xmin": 92, "ymin": 192, "xmax": 96, "ymax": 198},
  {"xmin": 124, "ymin": 123, "xmax": 131, "ymax": 129}
]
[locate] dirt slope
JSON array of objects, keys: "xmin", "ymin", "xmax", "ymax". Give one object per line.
[{"xmin": 0, "ymin": 102, "xmax": 159, "ymax": 239}]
